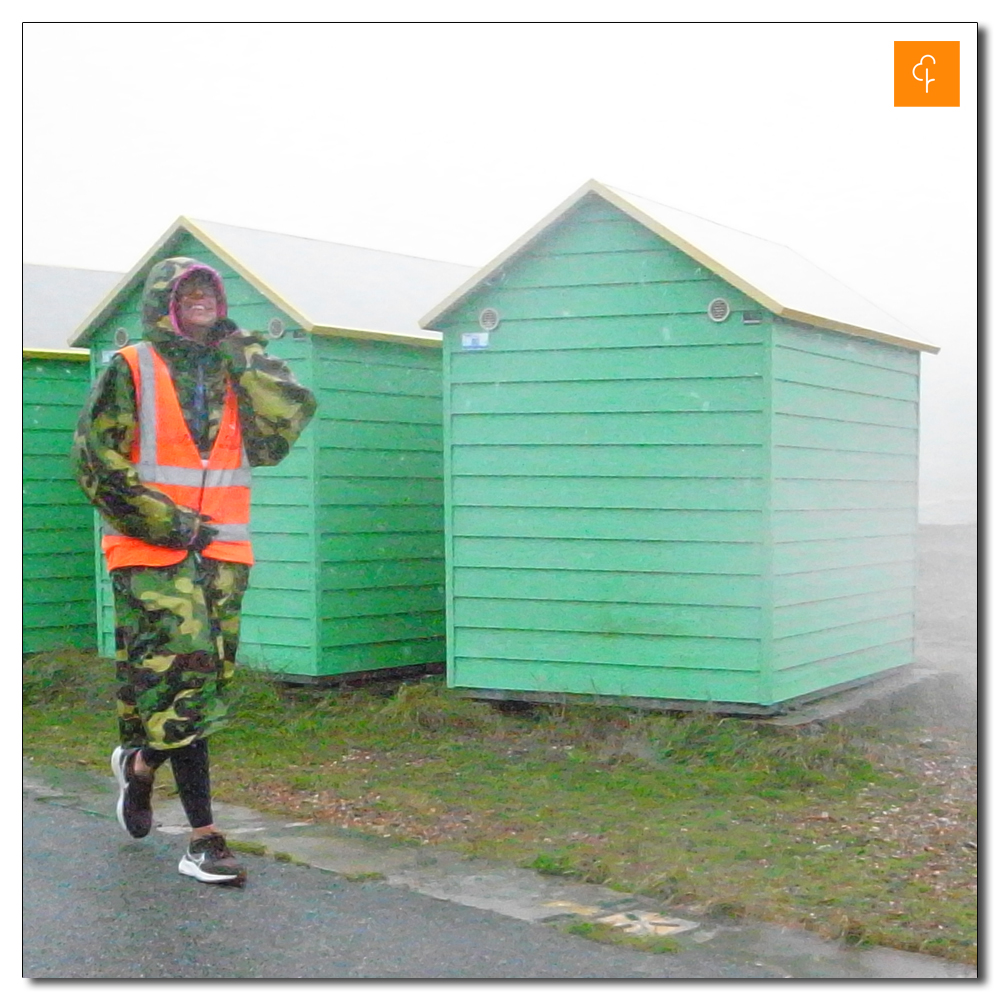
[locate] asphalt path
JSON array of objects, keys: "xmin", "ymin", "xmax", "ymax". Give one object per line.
[{"xmin": 24, "ymin": 794, "xmax": 768, "ymax": 980}]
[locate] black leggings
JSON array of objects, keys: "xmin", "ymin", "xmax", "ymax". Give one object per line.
[{"xmin": 140, "ymin": 739, "xmax": 213, "ymax": 831}]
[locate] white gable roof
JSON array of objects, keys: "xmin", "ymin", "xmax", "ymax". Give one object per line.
[
  {"xmin": 71, "ymin": 218, "xmax": 475, "ymax": 348},
  {"xmin": 420, "ymin": 180, "xmax": 938, "ymax": 353},
  {"xmin": 23, "ymin": 263, "xmax": 122, "ymax": 350}
]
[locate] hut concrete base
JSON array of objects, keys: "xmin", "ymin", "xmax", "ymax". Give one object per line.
[{"xmin": 453, "ymin": 663, "xmax": 937, "ymax": 723}]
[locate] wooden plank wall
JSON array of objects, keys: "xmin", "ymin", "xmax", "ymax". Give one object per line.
[
  {"xmin": 314, "ymin": 336, "xmax": 446, "ymax": 673},
  {"xmin": 23, "ymin": 354, "xmax": 97, "ymax": 653},
  {"xmin": 442, "ymin": 196, "xmax": 770, "ymax": 703},
  {"xmin": 769, "ymin": 319, "xmax": 920, "ymax": 702}
]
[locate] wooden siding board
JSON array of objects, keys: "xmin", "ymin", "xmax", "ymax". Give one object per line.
[
  {"xmin": 451, "ymin": 344, "xmax": 764, "ymax": 382},
  {"xmin": 455, "ymin": 598, "xmax": 762, "ymax": 639},
  {"xmin": 454, "ymin": 568, "xmax": 764, "ymax": 608},
  {"xmin": 25, "ymin": 430, "xmax": 92, "ymax": 456},
  {"xmin": 454, "ymin": 537, "xmax": 763, "ymax": 575},
  {"xmin": 772, "ymin": 447, "xmax": 917, "ymax": 482},
  {"xmin": 773, "ymin": 381, "xmax": 917, "ymax": 428},
  {"xmin": 453, "ymin": 507, "xmax": 764, "ymax": 542},
  {"xmin": 320, "ymin": 560, "xmax": 443, "ymax": 589},
  {"xmin": 773, "ymin": 589, "xmax": 915, "ymax": 638},
  {"xmin": 315, "ymin": 335, "xmax": 442, "ymax": 370},
  {"xmin": 319, "ymin": 505, "xmax": 443, "ymax": 534},
  {"xmin": 451, "ymin": 659, "xmax": 766, "ymax": 703},
  {"xmin": 772, "ymin": 345, "xmax": 918, "ymax": 401},
  {"xmin": 319, "ymin": 611, "xmax": 445, "ymax": 647},
  {"xmin": 22, "ymin": 510, "xmax": 91, "ymax": 537},
  {"xmin": 452, "ymin": 378, "xmax": 765, "ymax": 415},
  {"xmin": 320, "ymin": 477, "xmax": 443, "ymax": 506},
  {"xmin": 453, "ymin": 476, "xmax": 766, "ymax": 510},
  {"xmin": 315, "ymin": 358, "xmax": 442, "ymax": 397},
  {"xmin": 318, "ymin": 533, "xmax": 444, "ymax": 562},
  {"xmin": 773, "ymin": 561, "xmax": 916, "ymax": 605},
  {"xmin": 318, "ymin": 391, "xmax": 442, "ymax": 424},
  {"xmin": 773, "ymin": 535, "xmax": 916, "ymax": 574},
  {"xmin": 316, "ymin": 639, "xmax": 446, "ymax": 675},
  {"xmin": 773, "ymin": 414, "xmax": 918, "ymax": 455},
  {"xmin": 774, "ymin": 614, "xmax": 913, "ymax": 669},
  {"xmin": 452, "ymin": 444, "xmax": 764, "ymax": 478},
  {"xmin": 23, "ymin": 552, "xmax": 94, "ymax": 579},
  {"xmin": 454, "ymin": 627, "xmax": 760, "ymax": 671},
  {"xmin": 772, "ymin": 479, "xmax": 917, "ymax": 511},
  {"xmin": 320, "ymin": 586, "xmax": 445, "ymax": 618},
  {"xmin": 317, "ymin": 449, "xmax": 442, "ymax": 479},
  {"xmin": 770, "ymin": 641, "xmax": 914, "ymax": 703},
  {"xmin": 451, "ymin": 411, "xmax": 766, "ymax": 446},
  {"xmin": 772, "ymin": 509, "xmax": 915, "ymax": 542},
  {"xmin": 24, "ymin": 626, "xmax": 96, "ymax": 650},
  {"xmin": 324, "ymin": 421, "xmax": 442, "ymax": 451}
]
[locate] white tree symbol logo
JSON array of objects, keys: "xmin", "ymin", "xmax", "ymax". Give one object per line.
[{"xmin": 912, "ymin": 54, "xmax": 936, "ymax": 94}]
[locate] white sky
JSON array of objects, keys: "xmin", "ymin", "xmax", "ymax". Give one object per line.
[{"xmin": 21, "ymin": 14, "xmax": 980, "ymax": 523}]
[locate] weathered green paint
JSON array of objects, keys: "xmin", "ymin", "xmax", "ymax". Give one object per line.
[
  {"xmin": 85, "ymin": 231, "xmax": 444, "ymax": 679},
  {"xmin": 23, "ymin": 353, "xmax": 97, "ymax": 653},
  {"xmin": 436, "ymin": 193, "xmax": 923, "ymax": 708}
]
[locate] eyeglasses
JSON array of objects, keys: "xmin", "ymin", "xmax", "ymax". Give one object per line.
[{"xmin": 177, "ymin": 286, "xmax": 218, "ymax": 303}]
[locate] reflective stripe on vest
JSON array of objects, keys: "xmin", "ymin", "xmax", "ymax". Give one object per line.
[{"xmin": 101, "ymin": 342, "xmax": 254, "ymax": 570}]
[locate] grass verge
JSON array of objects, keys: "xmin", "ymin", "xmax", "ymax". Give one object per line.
[{"xmin": 23, "ymin": 650, "xmax": 976, "ymax": 965}]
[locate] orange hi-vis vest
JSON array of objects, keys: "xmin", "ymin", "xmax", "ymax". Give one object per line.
[{"xmin": 101, "ymin": 341, "xmax": 254, "ymax": 571}]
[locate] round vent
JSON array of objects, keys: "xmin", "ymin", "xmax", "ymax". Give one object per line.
[
  {"xmin": 478, "ymin": 308, "xmax": 500, "ymax": 332},
  {"xmin": 113, "ymin": 327, "xmax": 130, "ymax": 348},
  {"xmin": 267, "ymin": 317, "xmax": 286, "ymax": 339},
  {"xmin": 707, "ymin": 298, "xmax": 731, "ymax": 323}
]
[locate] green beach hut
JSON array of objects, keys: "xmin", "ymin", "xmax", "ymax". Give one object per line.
[
  {"xmin": 23, "ymin": 264, "xmax": 123, "ymax": 655},
  {"xmin": 70, "ymin": 218, "xmax": 473, "ymax": 681},
  {"xmin": 420, "ymin": 180, "xmax": 939, "ymax": 711}
]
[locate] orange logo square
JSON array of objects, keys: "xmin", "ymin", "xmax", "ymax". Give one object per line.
[{"xmin": 894, "ymin": 41, "xmax": 960, "ymax": 106}]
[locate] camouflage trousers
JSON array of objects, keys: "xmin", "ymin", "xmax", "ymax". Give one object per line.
[{"xmin": 111, "ymin": 553, "xmax": 251, "ymax": 751}]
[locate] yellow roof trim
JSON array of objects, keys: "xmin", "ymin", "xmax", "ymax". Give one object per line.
[
  {"xmin": 310, "ymin": 325, "xmax": 442, "ymax": 349},
  {"xmin": 419, "ymin": 179, "xmax": 938, "ymax": 354},
  {"xmin": 69, "ymin": 216, "xmax": 189, "ymax": 346},
  {"xmin": 772, "ymin": 308, "xmax": 940, "ymax": 354},
  {"xmin": 23, "ymin": 347, "xmax": 90, "ymax": 361}
]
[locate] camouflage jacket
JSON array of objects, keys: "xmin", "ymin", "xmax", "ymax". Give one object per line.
[{"xmin": 72, "ymin": 257, "xmax": 317, "ymax": 551}]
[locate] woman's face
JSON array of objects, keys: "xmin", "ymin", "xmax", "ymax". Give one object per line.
[{"xmin": 175, "ymin": 279, "xmax": 220, "ymax": 341}]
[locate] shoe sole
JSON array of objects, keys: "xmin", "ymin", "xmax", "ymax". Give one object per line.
[
  {"xmin": 178, "ymin": 856, "xmax": 246, "ymax": 886},
  {"xmin": 111, "ymin": 746, "xmax": 151, "ymax": 839},
  {"xmin": 110, "ymin": 746, "xmax": 132, "ymax": 836}
]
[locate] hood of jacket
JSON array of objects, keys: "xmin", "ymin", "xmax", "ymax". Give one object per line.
[{"xmin": 140, "ymin": 256, "xmax": 229, "ymax": 347}]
